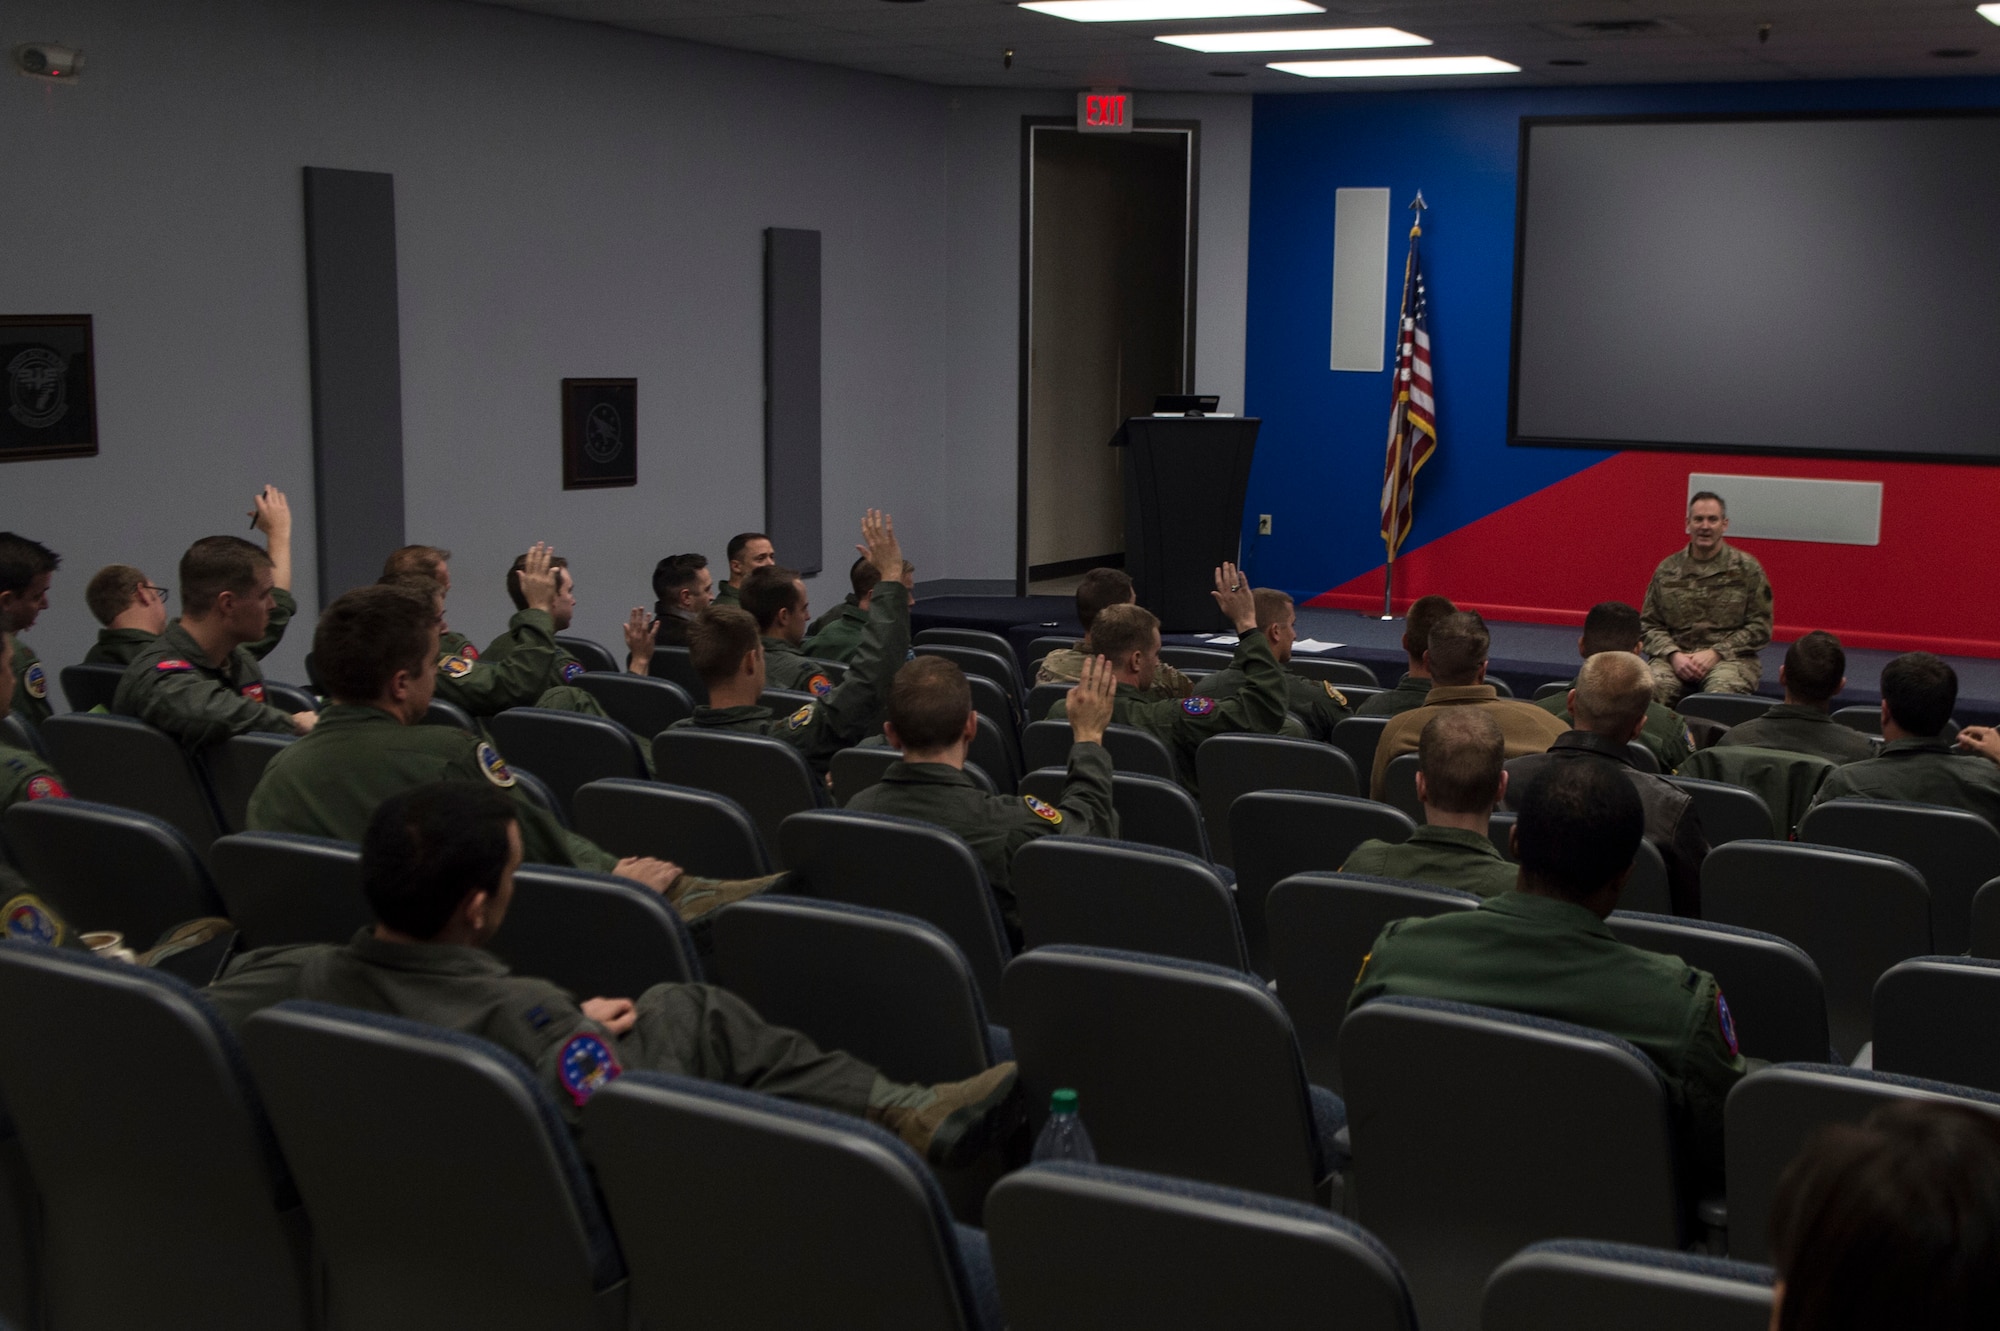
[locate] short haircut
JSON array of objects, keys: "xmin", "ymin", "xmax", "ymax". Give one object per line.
[
  {"xmin": 1770, "ymin": 1099, "xmax": 2000, "ymax": 1330},
  {"xmin": 1251, "ymin": 587, "xmax": 1295, "ymax": 633},
  {"xmin": 361, "ymin": 782, "xmax": 519, "ymax": 940},
  {"xmin": 1402, "ymin": 594, "xmax": 1457, "ymax": 660},
  {"xmin": 1572, "ymin": 651, "xmax": 1653, "ymax": 739},
  {"xmin": 180, "ymin": 536, "xmax": 272, "ymax": 616},
  {"xmin": 0, "ymin": 533, "xmax": 59, "ymax": 600},
  {"xmin": 1882, "ymin": 652, "xmax": 1957, "ymax": 738},
  {"xmin": 1075, "ymin": 568, "xmax": 1136, "ymax": 632},
  {"xmin": 381, "ymin": 545, "xmax": 450, "ymax": 581},
  {"xmin": 1784, "ymin": 630, "xmax": 1847, "ymax": 705},
  {"xmin": 848, "ymin": 555, "xmax": 883, "ymax": 601},
  {"xmin": 1514, "ymin": 758, "xmax": 1646, "ymax": 902},
  {"xmin": 726, "ymin": 532, "xmax": 770, "ymax": 564},
  {"xmin": 379, "ymin": 571, "xmax": 445, "ymax": 606},
  {"xmin": 651, "ymin": 553, "xmax": 707, "ymax": 601},
  {"xmin": 1417, "ymin": 708, "xmax": 1506, "ymax": 815},
  {"xmin": 505, "ymin": 552, "xmax": 570, "ymax": 612},
  {"xmin": 1688, "ymin": 490, "xmax": 1727, "ymax": 516},
  {"xmin": 1090, "ymin": 602, "xmax": 1159, "ymax": 663},
  {"xmin": 888, "ymin": 656, "xmax": 972, "ymax": 751},
  {"xmin": 1425, "ymin": 611, "xmax": 1490, "ymax": 686},
  {"xmin": 314, "ymin": 585, "xmax": 437, "ymax": 703},
  {"xmin": 739, "ymin": 565, "xmax": 805, "ymax": 631},
  {"xmin": 85, "ymin": 564, "xmax": 148, "ymax": 626},
  {"xmin": 688, "ymin": 605, "xmax": 761, "ymax": 685},
  {"xmin": 1579, "ymin": 601, "xmax": 1643, "ymax": 657}
]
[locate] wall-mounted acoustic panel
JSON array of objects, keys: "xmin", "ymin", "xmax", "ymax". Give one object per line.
[
  {"xmin": 1330, "ymin": 187, "xmax": 1390, "ymax": 373},
  {"xmin": 764, "ymin": 227, "xmax": 823, "ymax": 575},
  {"xmin": 1688, "ymin": 473, "xmax": 1882, "ymax": 545}
]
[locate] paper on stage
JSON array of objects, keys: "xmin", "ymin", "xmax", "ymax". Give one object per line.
[{"xmin": 1196, "ymin": 634, "xmax": 1346, "ymax": 653}]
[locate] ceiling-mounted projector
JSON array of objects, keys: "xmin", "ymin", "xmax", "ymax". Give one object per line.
[{"xmin": 15, "ymin": 44, "xmax": 83, "ymax": 79}]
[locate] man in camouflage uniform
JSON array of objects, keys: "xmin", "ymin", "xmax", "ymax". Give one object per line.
[
  {"xmin": 1641, "ymin": 492, "xmax": 1773, "ymax": 705},
  {"xmin": 1537, "ymin": 601, "xmax": 1694, "ymax": 772},
  {"xmin": 0, "ymin": 532, "xmax": 61, "ymax": 728},
  {"xmin": 1343, "ymin": 708, "xmax": 1517, "ymax": 898},
  {"xmin": 740, "ymin": 563, "xmax": 844, "ymax": 700},
  {"xmin": 1035, "ymin": 567, "xmax": 1193, "ymax": 701},
  {"xmin": 1193, "ymin": 588, "xmax": 1350, "ymax": 742},
  {"xmin": 0, "ymin": 631, "xmax": 70, "ymax": 819}
]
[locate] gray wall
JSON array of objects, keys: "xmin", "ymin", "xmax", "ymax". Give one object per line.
[{"xmin": 0, "ymin": 0, "xmax": 1247, "ymax": 675}]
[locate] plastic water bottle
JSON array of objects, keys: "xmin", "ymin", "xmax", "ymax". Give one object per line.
[{"xmin": 1031, "ymin": 1088, "xmax": 1097, "ymax": 1164}]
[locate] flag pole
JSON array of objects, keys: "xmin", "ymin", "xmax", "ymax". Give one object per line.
[{"xmin": 1380, "ymin": 190, "xmax": 1427, "ymax": 620}]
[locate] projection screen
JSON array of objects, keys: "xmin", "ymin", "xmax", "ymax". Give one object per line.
[{"xmin": 1509, "ymin": 111, "xmax": 2000, "ymax": 463}]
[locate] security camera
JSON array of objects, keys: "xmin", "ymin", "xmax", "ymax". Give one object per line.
[{"xmin": 15, "ymin": 44, "xmax": 83, "ymax": 79}]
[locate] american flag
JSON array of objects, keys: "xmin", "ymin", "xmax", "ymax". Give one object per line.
[{"xmin": 1380, "ymin": 223, "xmax": 1436, "ymax": 560}]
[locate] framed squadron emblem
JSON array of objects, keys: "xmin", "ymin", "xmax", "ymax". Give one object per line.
[
  {"xmin": 0, "ymin": 315, "xmax": 97, "ymax": 463},
  {"xmin": 562, "ymin": 377, "xmax": 637, "ymax": 490}
]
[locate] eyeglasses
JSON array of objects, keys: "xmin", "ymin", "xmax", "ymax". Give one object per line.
[{"xmin": 144, "ymin": 584, "xmax": 171, "ymax": 603}]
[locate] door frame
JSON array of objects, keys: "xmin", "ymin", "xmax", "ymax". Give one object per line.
[{"xmin": 1016, "ymin": 116, "xmax": 1201, "ymax": 595}]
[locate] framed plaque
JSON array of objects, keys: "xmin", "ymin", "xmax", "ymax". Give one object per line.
[
  {"xmin": 562, "ymin": 377, "xmax": 637, "ymax": 490},
  {"xmin": 0, "ymin": 315, "xmax": 97, "ymax": 463}
]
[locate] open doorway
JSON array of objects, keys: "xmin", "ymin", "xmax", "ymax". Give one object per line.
[{"xmin": 1019, "ymin": 119, "xmax": 1198, "ymax": 593}]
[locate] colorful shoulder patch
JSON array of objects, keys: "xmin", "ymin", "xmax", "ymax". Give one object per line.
[
  {"xmin": 25, "ymin": 775, "xmax": 67, "ymax": 801},
  {"xmin": 441, "ymin": 655, "xmax": 475, "ymax": 679},
  {"xmin": 459, "ymin": 643, "xmax": 481, "ymax": 661},
  {"xmin": 22, "ymin": 663, "xmax": 46, "ymax": 700},
  {"xmin": 557, "ymin": 1031, "xmax": 623, "ymax": 1106},
  {"xmin": 240, "ymin": 682, "xmax": 266, "ymax": 703},
  {"xmin": 1181, "ymin": 696, "xmax": 1218, "ymax": 717},
  {"xmin": 1023, "ymin": 794, "xmax": 1063, "ymax": 825},
  {"xmin": 560, "ymin": 660, "xmax": 586, "ymax": 682},
  {"xmin": 806, "ymin": 673, "xmax": 834, "ymax": 699},
  {"xmin": 154, "ymin": 659, "xmax": 194, "ymax": 673},
  {"xmin": 3, "ymin": 893, "xmax": 63, "ymax": 946},
  {"xmin": 786, "ymin": 704, "xmax": 815, "ymax": 731},
  {"xmin": 1715, "ymin": 992, "xmax": 1739, "ymax": 1058},
  {"xmin": 476, "ymin": 742, "xmax": 517, "ymax": 788}
]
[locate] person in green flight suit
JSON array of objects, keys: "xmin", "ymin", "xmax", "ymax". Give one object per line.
[
  {"xmin": 0, "ymin": 630, "xmax": 71, "ymax": 819},
  {"xmin": 1192, "ymin": 588, "xmax": 1351, "ymax": 742},
  {"xmin": 0, "ymin": 531, "xmax": 61, "ymax": 727},
  {"xmin": 1034, "ymin": 567, "xmax": 1193, "ymax": 701},
  {"xmin": 1535, "ymin": 601, "xmax": 1694, "ymax": 773},
  {"xmin": 1715, "ymin": 630, "xmax": 1876, "ymax": 765},
  {"xmin": 1343, "ymin": 708, "xmax": 1517, "ymax": 897},
  {"xmin": 1820, "ymin": 653, "xmax": 2000, "ymax": 831},
  {"xmin": 668, "ymin": 509, "xmax": 908, "ymax": 775},
  {"xmin": 1351, "ymin": 756, "xmax": 1751, "ymax": 1189},
  {"xmin": 739, "ymin": 563, "xmax": 846, "ymax": 700},
  {"xmin": 1353, "ymin": 594, "xmax": 1457, "ymax": 719},
  {"xmin": 804, "ymin": 553, "xmax": 916, "ymax": 664},
  {"xmin": 485, "ymin": 548, "xmax": 658, "ymax": 683},
  {"xmin": 713, "ymin": 532, "xmax": 775, "ymax": 609},
  {"xmin": 1047, "ymin": 564, "xmax": 1288, "ymax": 797}
]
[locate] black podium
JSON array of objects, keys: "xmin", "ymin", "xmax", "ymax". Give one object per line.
[{"xmin": 1111, "ymin": 415, "xmax": 1261, "ymax": 633}]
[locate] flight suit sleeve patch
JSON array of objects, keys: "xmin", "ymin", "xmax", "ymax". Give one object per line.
[
  {"xmin": 786, "ymin": 705, "xmax": 816, "ymax": 731},
  {"xmin": 154, "ymin": 659, "xmax": 194, "ymax": 672},
  {"xmin": 525, "ymin": 1004, "xmax": 553, "ymax": 1031},
  {"xmin": 25, "ymin": 775, "xmax": 67, "ymax": 801},
  {"xmin": 476, "ymin": 742, "xmax": 518, "ymax": 788},
  {"xmin": 1322, "ymin": 681, "xmax": 1348, "ymax": 704},
  {"xmin": 561, "ymin": 661, "xmax": 586, "ymax": 682},
  {"xmin": 23, "ymin": 664, "xmax": 45, "ymax": 700},
  {"xmin": 3, "ymin": 894, "xmax": 63, "ymax": 946},
  {"xmin": 1715, "ymin": 991, "xmax": 1739, "ymax": 1057},
  {"xmin": 441, "ymin": 656, "xmax": 475, "ymax": 679},
  {"xmin": 241, "ymin": 682, "xmax": 266, "ymax": 702},
  {"xmin": 806, "ymin": 673, "xmax": 834, "ymax": 699},
  {"xmin": 459, "ymin": 643, "xmax": 481, "ymax": 661},
  {"xmin": 1023, "ymin": 795, "xmax": 1063, "ymax": 825},
  {"xmin": 1181, "ymin": 696, "xmax": 1217, "ymax": 717},
  {"xmin": 558, "ymin": 1032, "xmax": 623, "ymax": 1105}
]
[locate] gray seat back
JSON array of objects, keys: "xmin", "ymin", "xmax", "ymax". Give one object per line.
[
  {"xmin": 1533, "ymin": 681, "xmax": 1569, "ymax": 701},
  {"xmin": 1489, "ymin": 811, "xmax": 1517, "ymax": 859},
  {"xmin": 971, "ymin": 710, "xmax": 1021, "ymax": 794},
  {"xmin": 711, "ymin": 897, "xmax": 994, "ymax": 1083},
  {"xmin": 241, "ymin": 1001, "xmax": 626, "ymax": 1329},
  {"xmin": 263, "ymin": 681, "xmax": 319, "ymax": 715},
  {"xmin": 492, "ymin": 864, "xmax": 702, "ymax": 995},
  {"xmin": 1026, "ymin": 634, "xmax": 1078, "ymax": 668},
  {"xmin": 1624, "ymin": 741, "xmax": 1661, "ymax": 774},
  {"xmin": 652, "ymin": 728, "xmax": 824, "ymax": 857},
  {"xmin": 1197, "ymin": 733, "xmax": 1359, "ymax": 867},
  {"xmin": 485, "ymin": 707, "xmax": 648, "ymax": 821},
  {"xmin": 57, "ymin": 662, "xmax": 125, "ymax": 712},
  {"xmin": 646, "ymin": 643, "xmax": 709, "ymax": 702},
  {"xmin": 421, "ymin": 697, "xmax": 478, "ymax": 732},
  {"xmin": 1800, "ymin": 798, "xmax": 2000, "ymax": 955},
  {"xmin": 0, "ymin": 1108, "xmax": 35, "ymax": 1330},
  {"xmin": 200, "ymin": 731, "xmax": 297, "ymax": 833},
  {"xmin": 40, "ymin": 711, "xmax": 225, "ymax": 855},
  {"xmin": 916, "ymin": 626, "xmax": 1024, "ymax": 674},
  {"xmin": 1607, "ymin": 911, "xmax": 1831, "ymax": 1063},
  {"xmin": 916, "ymin": 643, "xmax": 1024, "ymax": 705},
  {"xmin": 583, "ymin": 1071, "xmax": 994, "ymax": 1331},
  {"xmin": 1266, "ymin": 872, "xmax": 1479, "ymax": 1089},
  {"xmin": 0, "ymin": 714, "xmax": 39, "ymax": 759},
  {"xmin": 0, "ymin": 944, "xmax": 312, "ymax": 1330},
  {"xmin": 1002, "ymin": 945, "xmax": 1327, "ymax": 1203},
  {"xmin": 3, "ymin": 799, "xmax": 223, "ymax": 944},
  {"xmin": 1330, "ymin": 716, "xmax": 1391, "ymax": 786},
  {"xmin": 830, "ymin": 744, "xmax": 903, "ymax": 806},
  {"xmin": 1873, "ymin": 955, "xmax": 2000, "ymax": 1093},
  {"xmin": 1663, "ymin": 775, "xmax": 1775, "ymax": 846},
  {"xmin": 1023, "ymin": 720, "xmax": 1175, "ymax": 782},
  {"xmin": 1703, "ymin": 839, "xmax": 1929, "ymax": 1060},
  {"xmin": 210, "ymin": 830, "xmax": 368, "ymax": 948},
  {"xmin": 1725, "ymin": 1062, "xmax": 2000, "ymax": 1262},
  {"xmin": 1013, "ymin": 836, "xmax": 1248, "ymax": 972},
  {"xmin": 1677, "ymin": 693, "xmax": 1775, "ymax": 726},
  {"xmin": 1483, "ymin": 1239, "xmax": 1773, "ymax": 1331},
  {"xmin": 1286, "ymin": 657, "xmax": 1383, "ymax": 688},
  {"xmin": 1340, "ymin": 997, "xmax": 1682, "ymax": 1331},
  {"xmin": 1830, "ymin": 704, "xmax": 1882, "ymax": 735},
  {"xmin": 1621, "ymin": 839, "xmax": 1674, "ymax": 915},
  {"xmin": 554, "ymin": 633, "xmax": 621, "ymax": 673},
  {"xmin": 572, "ymin": 777, "xmax": 771, "ymax": 879},
  {"xmin": 1230, "ymin": 790, "xmax": 1417, "ymax": 975},
  {"xmin": 987, "ymin": 1160, "xmax": 1417, "ymax": 1331},
  {"xmin": 1027, "ymin": 681, "xmax": 1073, "ymax": 722},
  {"xmin": 1974, "ymin": 877, "xmax": 2000, "ymax": 959},
  {"xmin": 1020, "ymin": 768, "xmax": 1209, "ymax": 860},
  {"xmin": 1382, "ymin": 753, "xmax": 1422, "ymax": 821},
  {"xmin": 1158, "ymin": 644, "xmax": 1235, "ymax": 674},
  {"xmin": 572, "ymin": 671, "xmax": 695, "ymax": 739},
  {"xmin": 777, "ymin": 809, "xmax": 1012, "ymax": 1005}
]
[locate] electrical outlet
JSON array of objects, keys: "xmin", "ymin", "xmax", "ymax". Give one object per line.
[{"xmin": 1257, "ymin": 514, "xmax": 1273, "ymax": 535}]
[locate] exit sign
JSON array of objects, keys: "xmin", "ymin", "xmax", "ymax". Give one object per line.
[{"xmin": 1077, "ymin": 91, "xmax": 1133, "ymax": 134}]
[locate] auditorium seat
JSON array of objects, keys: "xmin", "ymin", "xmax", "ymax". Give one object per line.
[
  {"xmin": 1381, "ymin": 753, "xmax": 1423, "ymax": 822},
  {"xmin": 830, "ymin": 745, "xmax": 900, "ymax": 805},
  {"xmin": 777, "ymin": 809, "xmax": 1012, "ymax": 1005},
  {"xmin": 210, "ymin": 831, "xmax": 368, "ymax": 949},
  {"xmin": 1676, "ymin": 694, "xmax": 1774, "ymax": 727},
  {"xmin": 1012, "ymin": 836, "xmax": 1248, "ymax": 972},
  {"xmin": 571, "ymin": 672, "xmax": 695, "ymax": 740},
  {"xmin": 1872, "ymin": 956, "xmax": 2000, "ymax": 1093},
  {"xmin": 1620, "ymin": 840, "xmax": 1674, "ymax": 916},
  {"xmin": 554, "ymin": 633, "xmax": 621, "ymax": 674},
  {"xmin": 1606, "ymin": 912, "xmax": 1831, "ymax": 1063},
  {"xmin": 491, "ymin": 864, "xmax": 703, "ymax": 996},
  {"xmin": 39, "ymin": 712, "xmax": 225, "ymax": 856},
  {"xmin": 1019, "ymin": 768, "xmax": 1210, "ymax": 862},
  {"xmin": 1662, "ymin": 775, "xmax": 1777, "ymax": 846},
  {"xmin": 916, "ymin": 643, "xmax": 1025, "ymax": 707},
  {"xmin": 1002, "ymin": 945, "xmax": 1340, "ymax": 1205},
  {"xmin": 647, "ymin": 643, "xmax": 709, "ymax": 703},
  {"xmin": 1330, "ymin": 716, "xmax": 1390, "ymax": 789},
  {"xmin": 1677, "ymin": 744, "xmax": 1834, "ymax": 839},
  {"xmin": 572, "ymin": 778, "xmax": 771, "ymax": 879},
  {"xmin": 1624, "ymin": 740, "xmax": 1661, "ymax": 774},
  {"xmin": 0, "ymin": 1108, "xmax": 35, "ymax": 1330},
  {"xmin": 57, "ymin": 662, "xmax": 124, "ymax": 712},
  {"xmin": 0, "ymin": 714, "xmax": 40, "ymax": 759},
  {"xmin": 244, "ymin": 1002, "xmax": 628, "ymax": 1330},
  {"xmin": 1972, "ymin": 878, "xmax": 2000, "ymax": 959},
  {"xmin": 653, "ymin": 729, "xmax": 826, "ymax": 858},
  {"xmin": 1157, "ymin": 645, "xmax": 1234, "ymax": 675},
  {"xmin": 1340, "ymin": 997, "xmax": 1684, "ymax": 1331},
  {"xmin": 986, "ymin": 1161, "xmax": 1417, "ymax": 1331},
  {"xmin": 1285, "ymin": 657, "xmax": 1383, "ymax": 689},
  {"xmin": 1532, "ymin": 681, "xmax": 1568, "ymax": 702},
  {"xmin": 507, "ymin": 765, "xmax": 571, "ymax": 828},
  {"xmin": 966, "ymin": 671, "xmax": 1023, "ymax": 734},
  {"xmin": 421, "ymin": 697, "xmax": 478, "ymax": 732},
  {"xmin": 200, "ymin": 731, "xmax": 298, "ymax": 833},
  {"xmin": 0, "ymin": 945, "xmax": 314, "ymax": 1330},
  {"xmin": 1023, "ymin": 720, "xmax": 1176, "ymax": 783},
  {"xmin": 1027, "ymin": 681, "xmax": 1074, "ymax": 722},
  {"xmin": 1025, "ymin": 635, "xmax": 1076, "ymax": 671},
  {"xmin": 1230, "ymin": 791, "xmax": 1417, "ymax": 975},
  {"xmin": 1724, "ymin": 1063, "xmax": 2000, "ymax": 1263},
  {"xmin": 1266, "ymin": 872, "xmax": 1479, "ymax": 1090},
  {"xmin": 971, "ymin": 711, "xmax": 1022, "ymax": 794},
  {"xmin": 1483, "ymin": 1240, "xmax": 1773, "ymax": 1331},
  {"xmin": 486, "ymin": 708, "xmax": 649, "ymax": 821},
  {"xmin": 583, "ymin": 1071, "xmax": 1001, "ymax": 1331},
  {"xmin": 262, "ymin": 681, "xmax": 320, "ymax": 715},
  {"xmin": 1488, "ymin": 811, "xmax": 1516, "ymax": 860},
  {"xmin": 1799, "ymin": 798, "xmax": 2000, "ymax": 955},
  {"xmin": 916, "ymin": 626, "xmax": 1025, "ymax": 678},
  {"xmin": 3, "ymin": 799, "xmax": 224, "ymax": 947},
  {"xmin": 1703, "ymin": 840, "xmax": 1929, "ymax": 1061},
  {"xmin": 758, "ymin": 687, "xmax": 818, "ymax": 714},
  {"xmin": 1197, "ymin": 733, "xmax": 1360, "ymax": 867}
]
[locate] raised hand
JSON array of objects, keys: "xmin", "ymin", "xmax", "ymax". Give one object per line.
[
  {"xmin": 621, "ymin": 607, "xmax": 657, "ymax": 675},
  {"xmin": 855, "ymin": 509, "xmax": 905, "ymax": 584},
  {"xmin": 517, "ymin": 543, "xmax": 560, "ymax": 615},
  {"xmin": 1210, "ymin": 562, "xmax": 1256, "ymax": 634},
  {"xmin": 1065, "ymin": 655, "xmax": 1117, "ymax": 746}
]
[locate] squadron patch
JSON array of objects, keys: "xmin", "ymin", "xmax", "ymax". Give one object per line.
[
  {"xmin": 25, "ymin": 775, "xmax": 67, "ymax": 801},
  {"xmin": 154, "ymin": 659, "xmax": 195, "ymax": 673},
  {"xmin": 1322, "ymin": 681, "xmax": 1348, "ymax": 704},
  {"xmin": 1023, "ymin": 795, "xmax": 1063, "ymax": 825},
  {"xmin": 441, "ymin": 656, "xmax": 475, "ymax": 679},
  {"xmin": 558, "ymin": 1032, "xmax": 623, "ymax": 1106},
  {"xmin": 1180, "ymin": 696, "xmax": 1218, "ymax": 717},
  {"xmin": 806, "ymin": 673, "xmax": 834, "ymax": 699},
  {"xmin": 561, "ymin": 661, "xmax": 586, "ymax": 682},
  {"xmin": 476, "ymin": 742, "xmax": 517, "ymax": 789},
  {"xmin": 240, "ymin": 683, "xmax": 266, "ymax": 703},
  {"xmin": 1716, "ymin": 992, "xmax": 1739, "ymax": 1058},
  {"xmin": 3, "ymin": 894, "xmax": 62, "ymax": 947},
  {"xmin": 459, "ymin": 644, "xmax": 481, "ymax": 661},
  {"xmin": 23, "ymin": 663, "xmax": 46, "ymax": 700},
  {"xmin": 786, "ymin": 705, "xmax": 815, "ymax": 731}
]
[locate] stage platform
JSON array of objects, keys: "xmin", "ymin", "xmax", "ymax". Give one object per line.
[{"xmin": 911, "ymin": 596, "xmax": 2000, "ymax": 729}]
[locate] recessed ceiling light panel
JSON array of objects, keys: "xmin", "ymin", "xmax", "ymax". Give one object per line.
[
  {"xmin": 1021, "ymin": 1, "xmax": 1325, "ymax": 22},
  {"xmin": 1979, "ymin": 3, "xmax": 2000, "ymax": 25},
  {"xmin": 1157, "ymin": 26, "xmax": 1428, "ymax": 52},
  {"xmin": 1270, "ymin": 55, "xmax": 1521, "ymax": 76}
]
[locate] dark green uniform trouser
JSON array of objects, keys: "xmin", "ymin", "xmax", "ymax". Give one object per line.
[{"xmin": 624, "ymin": 982, "xmax": 879, "ymax": 1115}]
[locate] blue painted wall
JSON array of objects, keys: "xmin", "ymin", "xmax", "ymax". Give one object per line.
[{"xmin": 1242, "ymin": 74, "xmax": 2000, "ymax": 598}]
